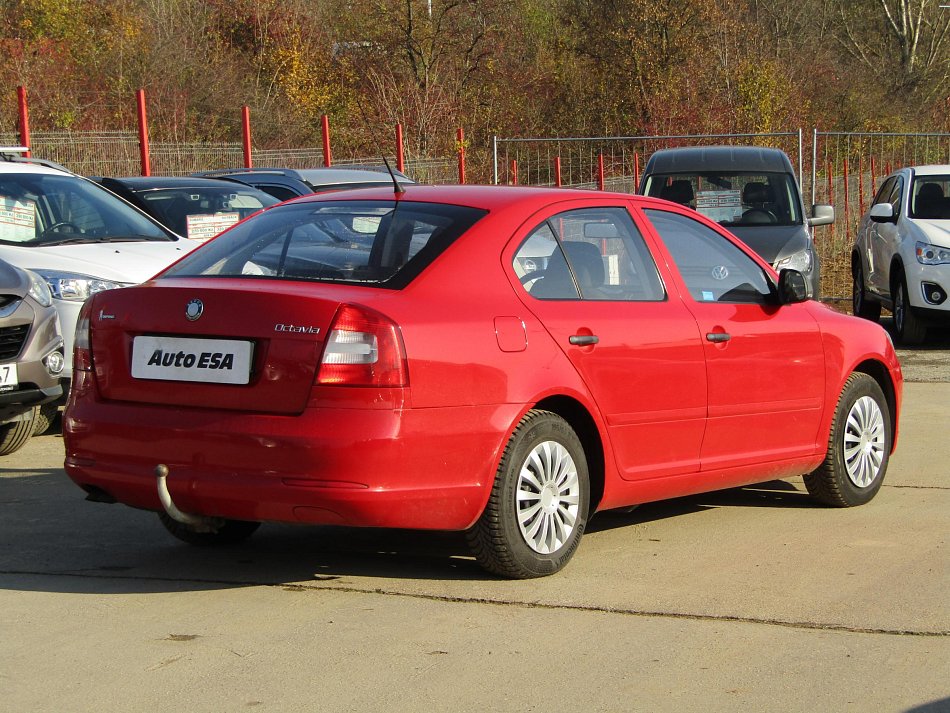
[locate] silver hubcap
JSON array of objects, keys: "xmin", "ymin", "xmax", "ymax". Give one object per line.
[
  {"xmin": 516, "ymin": 440, "xmax": 580, "ymax": 554},
  {"xmin": 843, "ymin": 396, "xmax": 886, "ymax": 488}
]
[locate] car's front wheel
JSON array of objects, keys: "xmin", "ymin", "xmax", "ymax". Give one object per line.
[
  {"xmin": 804, "ymin": 373, "xmax": 891, "ymax": 507},
  {"xmin": 893, "ymin": 273, "xmax": 927, "ymax": 345},
  {"xmin": 468, "ymin": 410, "xmax": 590, "ymax": 578},
  {"xmin": 0, "ymin": 407, "xmax": 39, "ymax": 456},
  {"xmin": 852, "ymin": 261, "xmax": 881, "ymax": 321}
]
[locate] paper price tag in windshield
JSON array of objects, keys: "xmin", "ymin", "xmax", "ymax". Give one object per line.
[
  {"xmin": 0, "ymin": 197, "xmax": 36, "ymax": 242},
  {"xmin": 186, "ymin": 212, "xmax": 240, "ymax": 241},
  {"xmin": 696, "ymin": 190, "xmax": 742, "ymax": 223}
]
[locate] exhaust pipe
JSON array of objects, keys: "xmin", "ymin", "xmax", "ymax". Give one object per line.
[{"xmin": 155, "ymin": 464, "xmax": 223, "ymax": 533}]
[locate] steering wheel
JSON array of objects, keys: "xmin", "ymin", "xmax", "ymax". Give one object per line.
[
  {"xmin": 40, "ymin": 221, "xmax": 81, "ymax": 236},
  {"xmin": 741, "ymin": 209, "xmax": 777, "ymax": 225},
  {"xmin": 520, "ymin": 269, "xmax": 547, "ymax": 285}
]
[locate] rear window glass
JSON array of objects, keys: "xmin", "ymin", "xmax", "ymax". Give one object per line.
[
  {"xmin": 161, "ymin": 200, "xmax": 487, "ymax": 288},
  {"xmin": 138, "ymin": 187, "xmax": 278, "ymax": 240}
]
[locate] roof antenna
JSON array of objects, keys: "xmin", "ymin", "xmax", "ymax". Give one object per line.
[{"xmin": 382, "ymin": 155, "xmax": 405, "ymax": 194}]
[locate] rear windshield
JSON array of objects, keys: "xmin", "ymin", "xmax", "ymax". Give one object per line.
[
  {"xmin": 137, "ymin": 186, "xmax": 278, "ymax": 239},
  {"xmin": 161, "ymin": 200, "xmax": 487, "ymax": 288},
  {"xmin": 642, "ymin": 171, "xmax": 803, "ymax": 227}
]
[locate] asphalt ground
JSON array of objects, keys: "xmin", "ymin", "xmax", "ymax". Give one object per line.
[{"xmin": 1, "ymin": 330, "xmax": 948, "ymax": 712}]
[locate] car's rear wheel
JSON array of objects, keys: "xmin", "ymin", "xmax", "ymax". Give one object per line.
[
  {"xmin": 893, "ymin": 274, "xmax": 927, "ymax": 345},
  {"xmin": 804, "ymin": 373, "xmax": 891, "ymax": 507},
  {"xmin": 158, "ymin": 512, "xmax": 260, "ymax": 546},
  {"xmin": 468, "ymin": 410, "xmax": 589, "ymax": 579},
  {"xmin": 852, "ymin": 262, "xmax": 881, "ymax": 321},
  {"xmin": 0, "ymin": 407, "xmax": 39, "ymax": 456}
]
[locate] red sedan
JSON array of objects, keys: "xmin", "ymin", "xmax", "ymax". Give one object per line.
[{"xmin": 63, "ymin": 185, "xmax": 903, "ymax": 578}]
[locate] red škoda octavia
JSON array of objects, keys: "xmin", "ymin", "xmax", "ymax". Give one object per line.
[{"xmin": 64, "ymin": 185, "xmax": 903, "ymax": 578}]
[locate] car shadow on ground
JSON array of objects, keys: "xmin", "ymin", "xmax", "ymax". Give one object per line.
[{"xmin": 2, "ymin": 468, "xmax": 820, "ymax": 593}]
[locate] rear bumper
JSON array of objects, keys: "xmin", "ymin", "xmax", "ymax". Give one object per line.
[{"xmin": 63, "ymin": 391, "xmax": 521, "ymax": 531}]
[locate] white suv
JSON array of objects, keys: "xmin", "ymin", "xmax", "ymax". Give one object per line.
[
  {"xmin": 0, "ymin": 148, "xmax": 197, "ymax": 387},
  {"xmin": 852, "ymin": 165, "xmax": 950, "ymax": 344}
]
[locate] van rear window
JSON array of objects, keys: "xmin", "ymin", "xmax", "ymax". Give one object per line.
[{"xmin": 161, "ymin": 200, "xmax": 487, "ymax": 288}]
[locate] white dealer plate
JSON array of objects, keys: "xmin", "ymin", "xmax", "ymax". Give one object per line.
[
  {"xmin": 131, "ymin": 336, "xmax": 253, "ymax": 385},
  {"xmin": 0, "ymin": 362, "xmax": 17, "ymax": 388}
]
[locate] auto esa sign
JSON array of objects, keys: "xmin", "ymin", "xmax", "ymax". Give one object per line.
[{"xmin": 131, "ymin": 336, "xmax": 253, "ymax": 384}]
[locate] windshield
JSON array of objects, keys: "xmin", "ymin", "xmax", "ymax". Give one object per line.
[
  {"xmin": 161, "ymin": 200, "xmax": 487, "ymax": 289},
  {"xmin": 910, "ymin": 176, "xmax": 950, "ymax": 219},
  {"xmin": 0, "ymin": 173, "xmax": 174, "ymax": 246},
  {"xmin": 643, "ymin": 171, "xmax": 803, "ymax": 227},
  {"xmin": 137, "ymin": 186, "xmax": 279, "ymax": 239}
]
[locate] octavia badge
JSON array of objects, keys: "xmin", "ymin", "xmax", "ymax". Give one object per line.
[{"xmin": 185, "ymin": 299, "xmax": 204, "ymax": 321}]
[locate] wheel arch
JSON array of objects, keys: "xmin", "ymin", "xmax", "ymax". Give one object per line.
[
  {"xmin": 533, "ymin": 394, "xmax": 606, "ymax": 516},
  {"xmin": 853, "ymin": 358, "xmax": 899, "ymax": 446}
]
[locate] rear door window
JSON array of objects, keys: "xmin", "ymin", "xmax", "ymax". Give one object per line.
[{"xmin": 513, "ymin": 207, "xmax": 665, "ymax": 301}]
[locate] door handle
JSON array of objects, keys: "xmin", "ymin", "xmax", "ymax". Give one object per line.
[
  {"xmin": 705, "ymin": 332, "xmax": 731, "ymax": 343},
  {"xmin": 569, "ymin": 334, "xmax": 599, "ymax": 346}
]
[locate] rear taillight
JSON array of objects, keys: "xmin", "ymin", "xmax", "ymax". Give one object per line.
[
  {"xmin": 73, "ymin": 300, "xmax": 94, "ymax": 372},
  {"xmin": 317, "ymin": 304, "xmax": 408, "ymax": 387}
]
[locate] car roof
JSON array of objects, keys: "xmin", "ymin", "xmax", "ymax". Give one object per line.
[
  {"xmin": 643, "ymin": 146, "xmax": 795, "ymax": 174},
  {"xmin": 102, "ymin": 175, "xmax": 273, "ymax": 191},
  {"xmin": 910, "ymin": 165, "xmax": 950, "ymax": 177},
  {"xmin": 198, "ymin": 166, "xmax": 411, "ymax": 185},
  {"xmin": 0, "ymin": 146, "xmax": 78, "ymax": 174},
  {"xmin": 281, "ymin": 183, "xmax": 652, "ymax": 215}
]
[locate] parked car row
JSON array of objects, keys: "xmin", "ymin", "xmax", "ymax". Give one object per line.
[{"xmin": 0, "ymin": 145, "xmax": 922, "ymax": 581}]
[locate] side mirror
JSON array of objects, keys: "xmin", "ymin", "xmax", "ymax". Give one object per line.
[
  {"xmin": 869, "ymin": 203, "xmax": 897, "ymax": 224},
  {"xmin": 777, "ymin": 269, "xmax": 809, "ymax": 304},
  {"xmin": 808, "ymin": 204, "xmax": 835, "ymax": 227}
]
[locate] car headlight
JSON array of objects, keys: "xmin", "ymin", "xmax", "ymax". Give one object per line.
[
  {"xmin": 32, "ymin": 270, "xmax": 126, "ymax": 302},
  {"xmin": 774, "ymin": 248, "xmax": 813, "ymax": 274},
  {"xmin": 24, "ymin": 269, "xmax": 53, "ymax": 308},
  {"xmin": 916, "ymin": 241, "xmax": 950, "ymax": 266}
]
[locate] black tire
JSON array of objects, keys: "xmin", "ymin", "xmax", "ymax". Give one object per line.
[
  {"xmin": 158, "ymin": 511, "xmax": 260, "ymax": 546},
  {"xmin": 32, "ymin": 403, "xmax": 60, "ymax": 436},
  {"xmin": 893, "ymin": 273, "xmax": 927, "ymax": 345},
  {"xmin": 852, "ymin": 261, "xmax": 881, "ymax": 321},
  {"xmin": 0, "ymin": 407, "xmax": 39, "ymax": 456},
  {"xmin": 467, "ymin": 410, "xmax": 590, "ymax": 579},
  {"xmin": 804, "ymin": 373, "xmax": 891, "ymax": 507}
]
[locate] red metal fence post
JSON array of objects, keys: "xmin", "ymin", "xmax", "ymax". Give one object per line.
[
  {"xmin": 511, "ymin": 160, "xmax": 518, "ymax": 185},
  {"xmin": 554, "ymin": 156, "xmax": 562, "ymax": 187},
  {"xmin": 136, "ymin": 89, "xmax": 151, "ymax": 177},
  {"xmin": 598, "ymin": 153, "xmax": 605, "ymax": 190},
  {"xmin": 870, "ymin": 156, "xmax": 877, "ymax": 197},
  {"xmin": 321, "ymin": 115, "xmax": 332, "ymax": 167},
  {"xmin": 395, "ymin": 123, "xmax": 405, "ymax": 173},
  {"xmin": 634, "ymin": 152, "xmax": 641, "ymax": 189},
  {"xmin": 457, "ymin": 128, "xmax": 466, "ymax": 184},
  {"xmin": 16, "ymin": 86, "xmax": 31, "ymax": 157},
  {"xmin": 241, "ymin": 106, "xmax": 253, "ymax": 169}
]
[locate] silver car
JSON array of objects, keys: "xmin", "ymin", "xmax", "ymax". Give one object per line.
[{"xmin": 0, "ymin": 259, "xmax": 64, "ymax": 454}]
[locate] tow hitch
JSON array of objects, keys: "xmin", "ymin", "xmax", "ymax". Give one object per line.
[{"xmin": 154, "ymin": 464, "xmax": 224, "ymax": 533}]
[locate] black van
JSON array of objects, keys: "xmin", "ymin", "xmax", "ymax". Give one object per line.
[{"xmin": 639, "ymin": 146, "xmax": 834, "ymax": 298}]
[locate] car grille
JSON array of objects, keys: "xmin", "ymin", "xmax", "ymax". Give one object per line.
[{"xmin": 0, "ymin": 324, "xmax": 28, "ymax": 361}]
